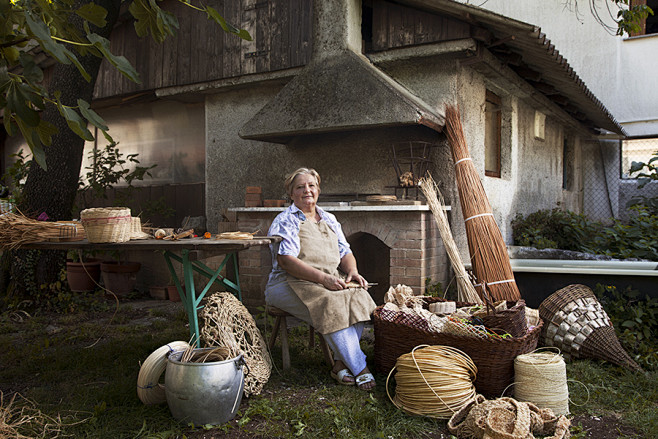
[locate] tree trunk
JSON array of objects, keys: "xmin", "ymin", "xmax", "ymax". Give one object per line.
[{"xmin": 7, "ymin": 0, "xmax": 123, "ymax": 298}]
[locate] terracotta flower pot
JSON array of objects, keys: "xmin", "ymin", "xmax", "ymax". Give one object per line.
[
  {"xmin": 66, "ymin": 259, "xmax": 102, "ymax": 292},
  {"xmin": 167, "ymin": 285, "xmax": 181, "ymax": 302},
  {"xmin": 101, "ymin": 261, "xmax": 141, "ymax": 296}
]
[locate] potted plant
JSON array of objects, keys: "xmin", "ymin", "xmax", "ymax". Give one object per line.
[
  {"xmin": 100, "ymin": 250, "xmax": 142, "ymax": 297},
  {"xmin": 66, "ymin": 250, "xmax": 102, "ymax": 293}
]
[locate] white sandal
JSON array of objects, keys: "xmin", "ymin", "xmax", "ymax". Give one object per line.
[
  {"xmin": 355, "ymin": 372, "xmax": 375, "ymax": 390},
  {"xmin": 330, "ymin": 368, "xmax": 355, "ymax": 386}
]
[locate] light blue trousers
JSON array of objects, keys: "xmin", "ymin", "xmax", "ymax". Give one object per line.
[{"xmin": 265, "ymin": 278, "xmax": 367, "ymax": 375}]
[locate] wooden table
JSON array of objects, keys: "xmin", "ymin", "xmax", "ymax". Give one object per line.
[{"xmin": 24, "ymin": 236, "xmax": 280, "ymax": 343}]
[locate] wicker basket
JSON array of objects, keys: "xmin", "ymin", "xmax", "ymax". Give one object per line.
[
  {"xmin": 539, "ymin": 284, "xmax": 641, "ymax": 371},
  {"xmin": 477, "ymin": 300, "xmax": 528, "ymax": 338},
  {"xmin": 374, "ymin": 297, "xmax": 543, "ymax": 397},
  {"xmin": 80, "ymin": 207, "xmax": 131, "ymax": 243}
]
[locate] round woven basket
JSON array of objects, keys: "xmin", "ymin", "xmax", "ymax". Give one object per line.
[{"xmin": 80, "ymin": 207, "xmax": 131, "ymax": 243}]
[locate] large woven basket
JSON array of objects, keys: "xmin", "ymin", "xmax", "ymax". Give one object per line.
[
  {"xmin": 539, "ymin": 284, "xmax": 641, "ymax": 371},
  {"xmin": 80, "ymin": 207, "xmax": 131, "ymax": 243},
  {"xmin": 477, "ymin": 300, "xmax": 528, "ymax": 338},
  {"xmin": 374, "ymin": 297, "xmax": 543, "ymax": 397}
]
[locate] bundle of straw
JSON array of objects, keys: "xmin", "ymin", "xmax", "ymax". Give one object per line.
[
  {"xmin": 0, "ymin": 211, "xmax": 83, "ymax": 250},
  {"xmin": 444, "ymin": 105, "xmax": 521, "ymax": 302},
  {"xmin": 418, "ymin": 175, "xmax": 482, "ymax": 305}
]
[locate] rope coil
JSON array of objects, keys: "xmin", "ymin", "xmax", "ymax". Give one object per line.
[
  {"xmin": 514, "ymin": 351, "xmax": 570, "ymax": 416},
  {"xmin": 386, "ymin": 345, "xmax": 477, "ymax": 419}
]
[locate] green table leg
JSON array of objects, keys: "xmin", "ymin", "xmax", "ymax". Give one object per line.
[{"xmin": 163, "ymin": 250, "xmax": 243, "ymax": 344}]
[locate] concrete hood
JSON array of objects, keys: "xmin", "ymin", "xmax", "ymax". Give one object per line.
[{"xmin": 239, "ymin": 50, "xmax": 444, "ymax": 143}]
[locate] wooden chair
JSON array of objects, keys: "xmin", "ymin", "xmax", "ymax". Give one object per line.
[{"xmin": 267, "ymin": 306, "xmax": 334, "ymax": 370}]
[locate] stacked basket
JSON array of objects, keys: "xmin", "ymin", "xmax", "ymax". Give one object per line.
[
  {"xmin": 374, "ymin": 297, "xmax": 543, "ymax": 397},
  {"xmin": 80, "ymin": 207, "xmax": 132, "ymax": 243},
  {"xmin": 538, "ymin": 284, "xmax": 641, "ymax": 371}
]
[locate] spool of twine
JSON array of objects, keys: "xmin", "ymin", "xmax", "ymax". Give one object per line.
[{"xmin": 514, "ymin": 351, "xmax": 569, "ymax": 416}]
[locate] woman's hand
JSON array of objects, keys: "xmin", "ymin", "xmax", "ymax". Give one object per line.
[
  {"xmin": 321, "ymin": 273, "xmax": 347, "ymax": 291},
  {"xmin": 345, "ymin": 270, "xmax": 368, "ymax": 288}
]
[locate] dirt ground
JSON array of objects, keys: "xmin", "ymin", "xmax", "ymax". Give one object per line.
[{"xmin": 184, "ymin": 390, "xmax": 642, "ymax": 438}]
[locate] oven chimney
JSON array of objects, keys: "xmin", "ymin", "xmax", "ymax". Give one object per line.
[{"xmin": 239, "ymin": 0, "xmax": 444, "ymax": 143}]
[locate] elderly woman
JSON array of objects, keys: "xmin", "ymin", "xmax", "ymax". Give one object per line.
[{"xmin": 265, "ymin": 168, "xmax": 377, "ymax": 390}]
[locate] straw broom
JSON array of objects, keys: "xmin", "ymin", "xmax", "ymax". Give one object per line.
[
  {"xmin": 418, "ymin": 175, "xmax": 482, "ymax": 305},
  {"xmin": 444, "ymin": 105, "xmax": 521, "ymax": 302}
]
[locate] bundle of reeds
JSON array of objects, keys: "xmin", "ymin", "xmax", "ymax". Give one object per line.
[
  {"xmin": 0, "ymin": 211, "xmax": 84, "ymax": 250},
  {"xmin": 444, "ymin": 105, "xmax": 521, "ymax": 302},
  {"xmin": 418, "ymin": 175, "xmax": 482, "ymax": 305}
]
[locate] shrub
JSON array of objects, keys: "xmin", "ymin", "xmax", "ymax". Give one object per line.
[
  {"xmin": 585, "ymin": 206, "xmax": 658, "ymax": 261},
  {"xmin": 511, "ymin": 208, "xmax": 599, "ymax": 252},
  {"xmin": 511, "ymin": 206, "xmax": 658, "ymax": 261}
]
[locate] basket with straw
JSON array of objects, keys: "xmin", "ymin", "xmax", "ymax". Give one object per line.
[
  {"xmin": 444, "ymin": 104, "xmax": 521, "ymax": 302},
  {"xmin": 80, "ymin": 207, "xmax": 131, "ymax": 243},
  {"xmin": 374, "ymin": 296, "xmax": 542, "ymax": 397}
]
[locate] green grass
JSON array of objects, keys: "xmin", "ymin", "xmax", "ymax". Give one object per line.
[
  {"xmin": 1, "ymin": 300, "xmax": 657, "ymax": 438},
  {"xmin": 567, "ymin": 359, "xmax": 658, "ymax": 436}
]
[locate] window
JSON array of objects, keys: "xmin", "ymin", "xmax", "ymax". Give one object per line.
[
  {"xmin": 630, "ymin": 0, "xmax": 658, "ymax": 36},
  {"xmin": 484, "ymin": 90, "xmax": 501, "ymax": 178},
  {"xmin": 562, "ymin": 137, "xmax": 574, "ymax": 190},
  {"xmin": 621, "ymin": 137, "xmax": 658, "ymax": 178}
]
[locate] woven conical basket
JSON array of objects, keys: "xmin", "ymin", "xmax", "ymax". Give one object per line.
[{"xmin": 538, "ymin": 284, "xmax": 641, "ymax": 371}]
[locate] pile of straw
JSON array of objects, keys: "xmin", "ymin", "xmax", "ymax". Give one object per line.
[
  {"xmin": 1, "ymin": 391, "xmax": 67, "ymax": 439},
  {"xmin": 444, "ymin": 105, "xmax": 521, "ymax": 302},
  {"xmin": 418, "ymin": 175, "xmax": 482, "ymax": 305},
  {"xmin": 0, "ymin": 211, "xmax": 83, "ymax": 250}
]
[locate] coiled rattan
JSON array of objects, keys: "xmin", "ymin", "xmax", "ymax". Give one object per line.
[
  {"xmin": 387, "ymin": 345, "xmax": 478, "ymax": 419},
  {"xmin": 137, "ymin": 341, "xmax": 190, "ymax": 405}
]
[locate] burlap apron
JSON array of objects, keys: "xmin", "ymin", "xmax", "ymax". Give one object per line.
[{"xmin": 287, "ymin": 220, "xmax": 376, "ymax": 334}]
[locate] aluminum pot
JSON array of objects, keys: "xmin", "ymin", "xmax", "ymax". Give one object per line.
[{"xmin": 165, "ymin": 348, "xmax": 245, "ymax": 425}]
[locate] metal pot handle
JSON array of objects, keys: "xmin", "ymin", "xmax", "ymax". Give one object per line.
[{"xmin": 236, "ymin": 355, "xmax": 250, "ymax": 377}]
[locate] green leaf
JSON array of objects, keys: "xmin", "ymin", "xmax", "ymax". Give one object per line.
[
  {"xmin": 77, "ymin": 99, "xmax": 109, "ymax": 134},
  {"xmin": 15, "ymin": 117, "xmax": 47, "ymax": 170},
  {"xmin": 64, "ymin": 49, "xmax": 92, "ymax": 82},
  {"xmin": 36, "ymin": 119, "xmax": 58, "ymax": 146},
  {"xmin": 56, "ymin": 98, "xmax": 94, "ymax": 141},
  {"xmin": 7, "ymin": 83, "xmax": 40, "ymax": 127},
  {"xmin": 129, "ymin": 0, "xmax": 178, "ymax": 43},
  {"xmin": 19, "ymin": 52, "xmax": 44, "ymax": 84},
  {"xmin": 86, "ymin": 33, "xmax": 141, "ymax": 83},
  {"xmin": 206, "ymin": 6, "xmax": 253, "ymax": 41},
  {"xmin": 76, "ymin": 3, "xmax": 108, "ymax": 28},
  {"xmin": 24, "ymin": 13, "xmax": 71, "ymax": 65},
  {"xmin": 18, "ymin": 82, "xmax": 45, "ymax": 110}
]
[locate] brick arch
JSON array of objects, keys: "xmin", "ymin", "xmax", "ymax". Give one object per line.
[{"xmin": 340, "ymin": 215, "xmax": 399, "ymax": 248}]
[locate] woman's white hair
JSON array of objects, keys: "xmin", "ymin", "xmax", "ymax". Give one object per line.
[{"xmin": 284, "ymin": 168, "xmax": 321, "ymax": 197}]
